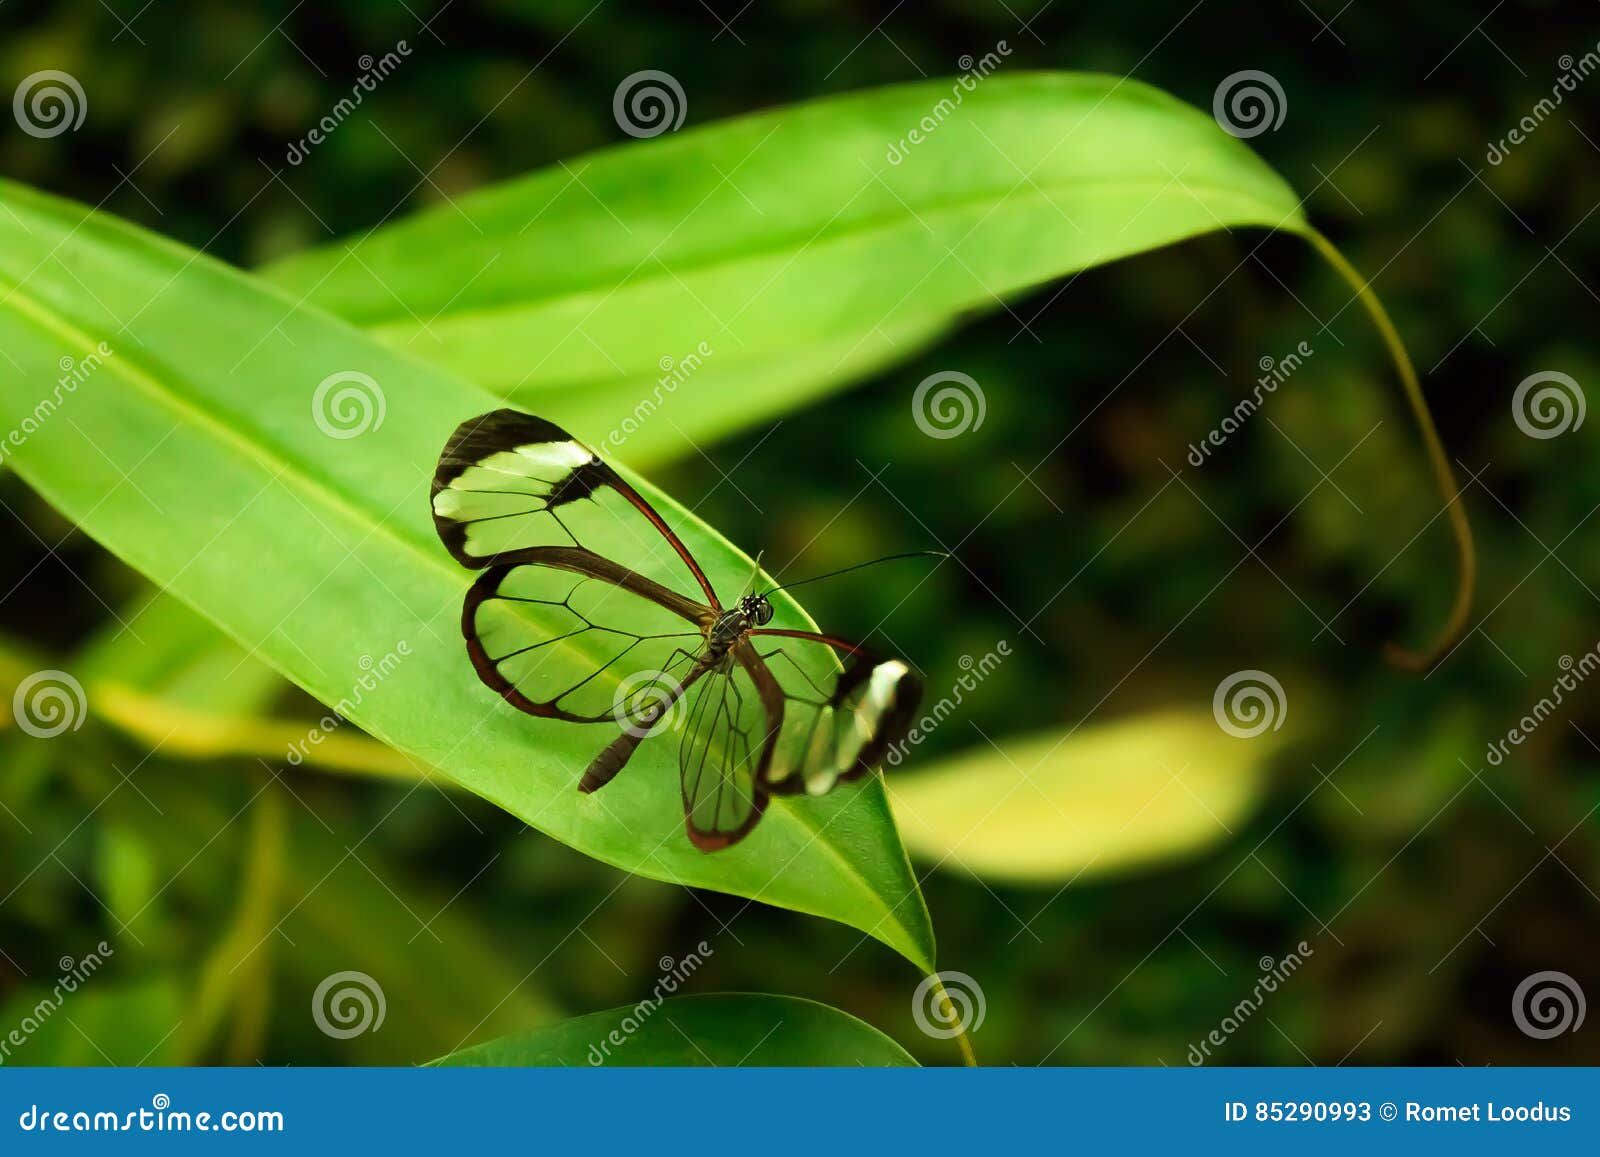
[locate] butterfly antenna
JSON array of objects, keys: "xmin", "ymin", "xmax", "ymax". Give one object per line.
[
  {"xmin": 743, "ymin": 550, "xmax": 765, "ymax": 597},
  {"xmin": 765, "ymin": 550, "xmax": 948, "ymax": 595}
]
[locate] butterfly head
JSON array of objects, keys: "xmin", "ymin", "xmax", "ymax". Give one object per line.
[{"xmin": 738, "ymin": 592, "xmax": 774, "ymax": 627}]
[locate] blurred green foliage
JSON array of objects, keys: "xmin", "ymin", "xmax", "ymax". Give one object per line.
[{"xmin": 2, "ymin": 1, "xmax": 1597, "ymax": 1065}]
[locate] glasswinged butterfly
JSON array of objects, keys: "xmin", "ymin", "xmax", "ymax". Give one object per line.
[{"xmin": 431, "ymin": 409, "xmax": 925, "ymax": 851}]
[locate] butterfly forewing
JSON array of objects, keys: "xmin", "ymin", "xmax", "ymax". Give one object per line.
[{"xmin": 432, "ymin": 409, "xmax": 720, "ymax": 607}]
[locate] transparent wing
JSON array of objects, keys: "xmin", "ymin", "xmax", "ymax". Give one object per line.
[
  {"xmin": 463, "ymin": 549, "xmax": 709, "ymax": 724},
  {"xmin": 676, "ymin": 648, "xmax": 777, "ymax": 850},
  {"xmin": 432, "ymin": 409, "xmax": 720, "ymax": 607},
  {"xmin": 743, "ymin": 629, "xmax": 922, "ymax": 797}
]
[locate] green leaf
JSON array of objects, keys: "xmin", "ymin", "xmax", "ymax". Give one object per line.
[
  {"xmin": 433, "ymin": 993, "xmax": 916, "ymax": 1066},
  {"xmin": 0, "ymin": 178, "xmax": 934, "ymax": 972},
  {"xmin": 264, "ymin": 73, "xmax": 1306, "ymax": 461},
  {"xmin": 888, "ymin": 709, "xmax": 1285, "ymax": 883}
]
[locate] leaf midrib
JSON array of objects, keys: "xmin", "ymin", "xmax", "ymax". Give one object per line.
[{"xmin": 334, "ymin": 178, "xmax": 1303, "ymax": 333}]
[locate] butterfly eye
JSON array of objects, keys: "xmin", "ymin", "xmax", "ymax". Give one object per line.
[{"xmin": 755, "ymin": 598, "xmax": 774, "ymax": 625}]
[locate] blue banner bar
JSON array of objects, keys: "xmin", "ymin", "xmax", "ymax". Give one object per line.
[{"xmin": 2, "ymin": 1067, "xmax": 1596, "ymax": 1153}]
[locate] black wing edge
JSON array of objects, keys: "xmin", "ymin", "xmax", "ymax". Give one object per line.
[
  {"xmin": 431, "ymin": 408, "xmax": 722, "ymax": 609},
  {"xmin": 742, "ymin": 629, "xmax": 924, "ymax": 796}
]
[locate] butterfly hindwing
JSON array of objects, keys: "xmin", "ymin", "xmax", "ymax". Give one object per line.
[{"xmin": 744, "ymin": 630, "xmax": 922, "ymax": 797}]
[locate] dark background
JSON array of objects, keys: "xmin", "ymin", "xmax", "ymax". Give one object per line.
[{"xmin": 1, "ymin": 0, "xmax": 1597, "ymax": 1065}]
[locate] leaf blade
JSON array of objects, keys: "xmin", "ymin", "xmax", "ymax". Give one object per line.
[{"xmin": 0, "ymin": 178, "xmax": 934, "ymax": 971}]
